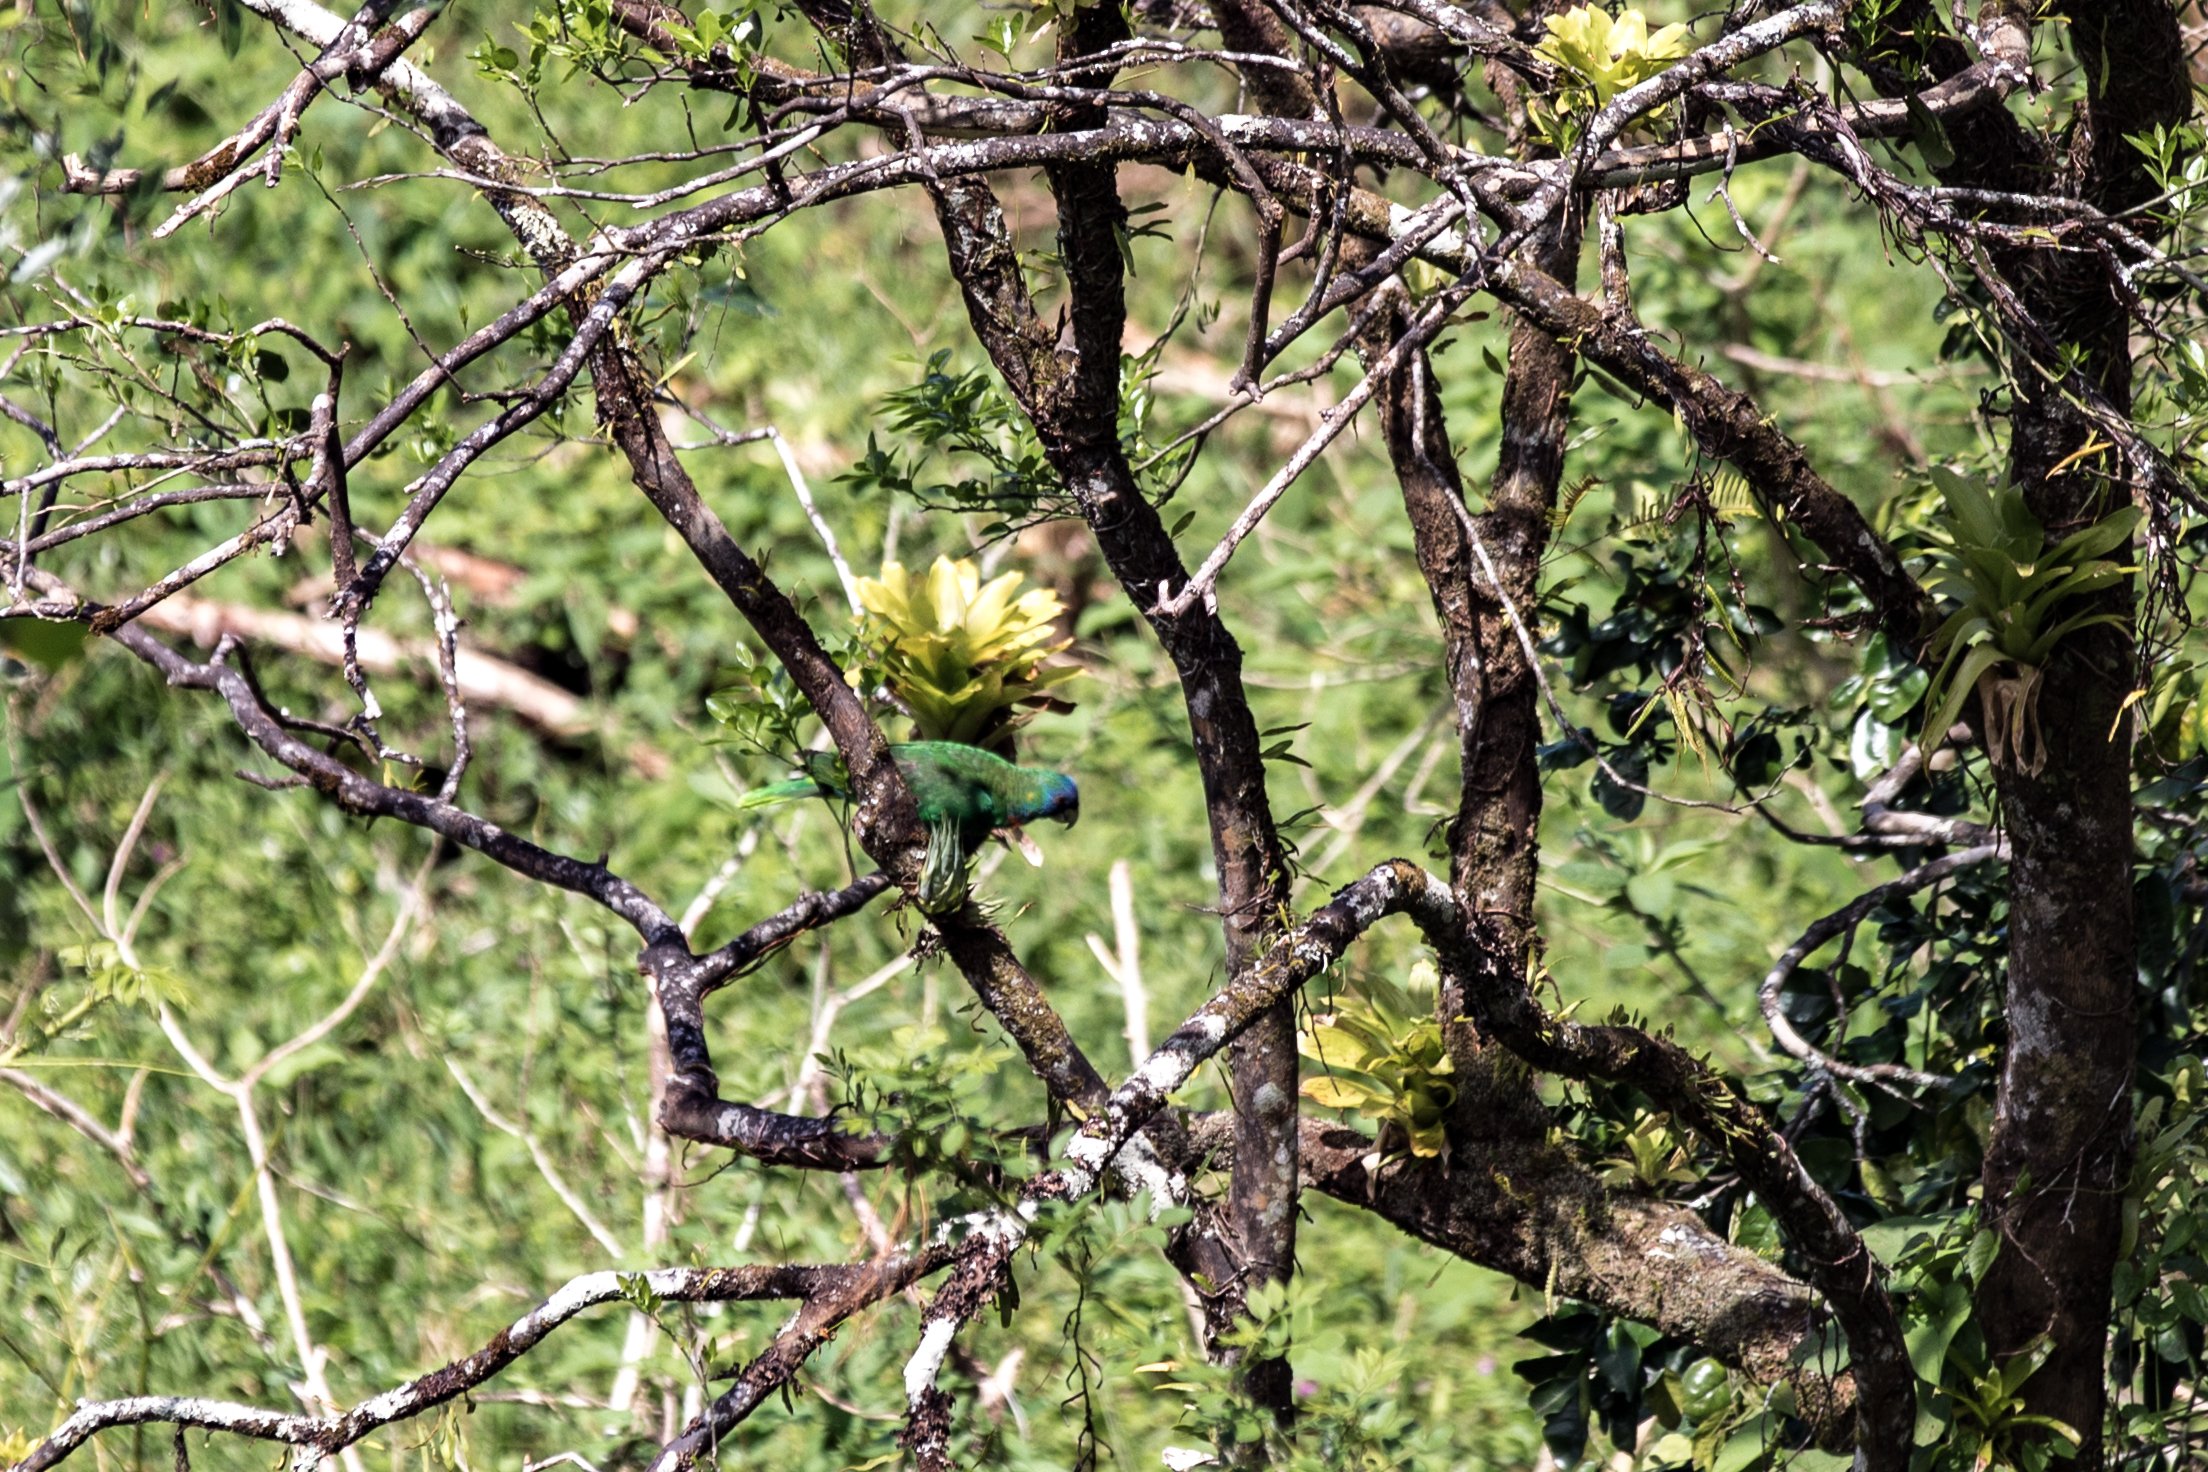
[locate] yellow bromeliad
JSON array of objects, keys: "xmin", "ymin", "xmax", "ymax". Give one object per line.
[
  {"xmin": 853, "ymin": 555, "xmax": 1080, "ymax": 747},
  {"xmin": 1534, "ymin": 5, "xmax": 1690, "ymax": 108},
  {"xmin": 1298, "ymin": 976, "xmax": 1456, "ymax": 1161}
]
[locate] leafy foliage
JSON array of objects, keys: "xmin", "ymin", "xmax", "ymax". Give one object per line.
[
  {"xmin": 1918, "ymin": 470, "xmax": 2139, "ymax": 772},
  {"xmin": 832, "ymin": 1026, "xmax": 1030, "ymax": 1191},
  {"xmin": 1298, "ymin": 972, "xmax": 1455, "ymax": 1160},
  {"xmin": 1863, "ymin": 1213, "xmax": 2084, "ymax": 1471},
  {"xmin": 842, "ymin": 352, "xmax": 1063, "ymax": 527},
  {"xmin": 5, "ymin": 4, "xmax": 2208, "ymax": 1472}
]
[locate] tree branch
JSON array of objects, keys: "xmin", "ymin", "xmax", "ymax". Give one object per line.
[
  {"xmin": 17, "ymin": 1259, "xmax": 947, "ymax": 1472},
  {"xmin": 897, "ymin": 859, "xmax": 1458, "ymax": 1468}
]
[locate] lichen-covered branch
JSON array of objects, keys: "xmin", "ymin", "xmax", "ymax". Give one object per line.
[
  {"xmin": 1291, "ymin": 1121, "xmax": 1858, "ymax": 1444},
  {"xmin": 17, "ymin": 1257, "xmax": 949, "ymax": 1472},
  {"xmin": 1441, "ymin": 929, "xmax": 1915, "ymax": 1467},
  {"xmin": 896, "ymin": 859, "xmax": 1458, "ymax": 1469}
]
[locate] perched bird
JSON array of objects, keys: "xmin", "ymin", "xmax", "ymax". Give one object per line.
[{"xmin": 736, "ymin": 740, "xmax": 1078, "ymax": 911}]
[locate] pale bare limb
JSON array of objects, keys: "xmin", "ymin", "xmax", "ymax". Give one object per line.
[
  {"xmin": 1084, "ymin": 859, "xmax": 1150, "ymax": 1068},
  {"xmin": 19, "ymin": 1258, "xmax": 947, "ymax": 1472},
  {"xmin": 1758, "ymin": 844, "xmax": 2005, "ymax": 1091},
  {"xmin": 446, "ymin": 1059, "xmax": 632, "ymax": 1260}
]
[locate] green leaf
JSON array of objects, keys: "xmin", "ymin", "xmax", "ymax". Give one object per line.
[
  {"xmin": 2046, "ymin": 505, "xmax": 2140, "ymax": 566},
  {"xmin": 2019, "ymin": 562, "xmax": 2129, "ymax": 621},
  {"xmin": 0, "ymin": 619, "xmax": 88, "ymax": 672},
  {"xmin": 1866, "ymin": 662, "xmax": 1929, "ymax": 723},
  {"xmin": 1301, "ymin": 1075, "xmax": 1381, "ymax": 1111},
  {"xmin": 1931, "ymin": 467, "xmax": 2001, "ymax": 547},
  {"xmin": 1962, "ymin": 1227, "xmax": 1999, "ymax": 1284},
  {"xmin": 1784, "ymin": 1453, "xmax": 1851, "ymax": 1472},
  {"xmin": 1300, "ymin": 1019, "xmax": 1389, "ymax": 1071},
  {"xmin": 1922, "ymin": 643, "xmax": 2004, "ymax": 748},
  {"xmin": 1851, "ymin": 709, "xmax": 1905, "ymax": 780},
  {"xmin": 1998, "ymin": 1334, "xmax": 2057, "ymax": 1397},
  {"xmin": 1905, "ymin": 92, "xmax": 1955, "ymax": 168},
  {"xmin": 1906, "ymin": 1284, "xmax": 1972, "ymax": 1384},
  {"xmin": 258, "ymin": 1042, "xmax": 343, "ymax": 1091},
  {"xmin": 2021, "ymin": 610, "xmax": 2123, "ymax": 665},
  {"xmin": 1624, "ymin": 870, "xmax": 1675, "ymax": 916},
  {"xmin": 1914, "ymin": 1390, "xmax": 1954, "ymax": 1446},
  {"xmin": 1591, "ymin": 752, "xmax": 1648, "ymax": 821},
  {"xmin": 1711, "ymin": 1411, "xmax": 1777, "ymax": 1472}
]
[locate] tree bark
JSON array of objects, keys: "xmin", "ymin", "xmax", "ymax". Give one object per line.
[{"xmin": 1971, "ymin": 7, "xmax": 2185, "ymax": 1463}]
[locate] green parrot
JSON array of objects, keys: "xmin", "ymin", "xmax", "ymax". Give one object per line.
[{"xmin": 735, "ymin": 740, "xmax": 1079, "ymax": 912}]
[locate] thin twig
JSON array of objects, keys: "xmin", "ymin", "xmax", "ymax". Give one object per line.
[{"xmin": 1757, "ymin": 844, "xmax": 2004, "ymax": 1091}]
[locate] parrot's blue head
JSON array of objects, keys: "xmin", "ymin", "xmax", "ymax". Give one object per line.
[{"xmin": 1034, "ymin": 772, "xmax": 1080, "ymax": 827}]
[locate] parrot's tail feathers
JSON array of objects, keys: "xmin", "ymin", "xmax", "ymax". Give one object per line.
[{"xmin": 735, "ymin": 778, "xmax": 821, "ymax": 810}]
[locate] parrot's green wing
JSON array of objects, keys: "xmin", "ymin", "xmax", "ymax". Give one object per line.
[{"xmin": 734, "ymin": 743, "xmax": 1077, "ymax": 862}]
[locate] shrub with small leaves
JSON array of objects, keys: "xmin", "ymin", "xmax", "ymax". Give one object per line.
[
  {"xmin": 830, "ymin": 1025, "xmax": 1029, "ymax": 1187},
  {"xmin": 840, "ymin": 351, "xmax": 1060, "ymax": 525},
  {"xmin": 1861, "ymin": 1210, "xmax": 2083, "ymax": 1472}
]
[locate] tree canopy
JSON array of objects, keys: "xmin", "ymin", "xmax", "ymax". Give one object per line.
[{"xmin": 4, "ymin": 3, "xmax": 2208, "ymax": 1471}]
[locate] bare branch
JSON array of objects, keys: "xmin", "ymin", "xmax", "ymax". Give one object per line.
[
  {"xmin": 897, "ymin": 859, "xmax": 1459, "ymax": 1467},
  {"xmin": 19, "ymin": 1260, "xmax": 948, "ymax": 1472},
  {"xmin": 1758, "ymin": 844, "xmax": 2003, "ymax": 1091},
  {"xmin": 16, "ymin": 568, "xmax": 684, "ymax": 943},
  {"xmin": 647, "ymin": 875, "xmax": 898, "ymax": 1169}
]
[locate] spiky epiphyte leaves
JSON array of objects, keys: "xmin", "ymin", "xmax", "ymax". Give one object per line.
[
  {"xmin": 1533, "ymin": 5, "xmax": 1689, "ymax": 102},
  {"xmin": 1297, "ymin": 974, "xmax": 1456, "ymax": 1162},
  {"xmin": 1597, "ymin": 1112, "xmax": 1701, "ymax": 1191},
  {"xmin": 1919, "ymin": 470, "xmax": 2139, "ymax": 775},
  {"xmin": 852, "ymin": 556, "xmax": 1079, "ymax": 750},
  {"xmin": 916, "ymin": 815, "xmax": 972, "ymax": 916},
  {"xmin": 1531, "ymin": 6, "xmax": 1690, "ymax": 143}
]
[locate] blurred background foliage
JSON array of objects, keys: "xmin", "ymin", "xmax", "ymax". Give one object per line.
[{"xmin": 3, "ymin": 3, "xmax": 2206, "ymax": 1470}]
